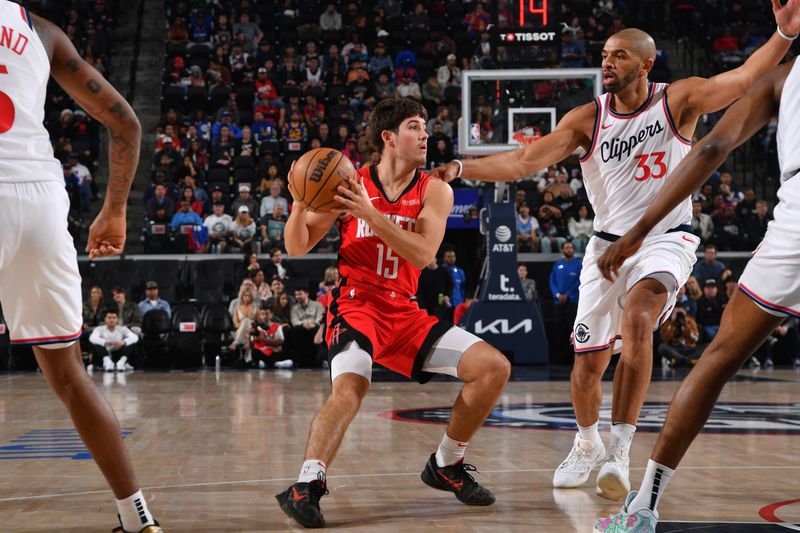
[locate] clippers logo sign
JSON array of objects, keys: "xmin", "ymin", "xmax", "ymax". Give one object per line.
[{"xmin": 382, "ymin": 402, "xmax": 800, "ymax": 435}]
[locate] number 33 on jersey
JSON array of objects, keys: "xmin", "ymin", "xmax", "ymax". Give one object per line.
[{"xmin": 337, "ymin": 165, "xmax": 433, "ymax": 296}]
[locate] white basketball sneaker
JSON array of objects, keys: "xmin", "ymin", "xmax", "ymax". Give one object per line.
[
  {"xmin": 103, "ymin": 356, "xmax": 115, "ymax": 372},
  {"xmin": 553, "ymin": 433, "xmax": 606, "ymax": 488},
  {"xmin": 115, "ymin": 356, "xmax": 128, "ymax": 372},
  {"xmin": 596, "ymin": 446, "xmax": 631, "ymax": 501}
]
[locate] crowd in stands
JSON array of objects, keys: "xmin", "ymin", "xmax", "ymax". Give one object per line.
[{"xmin": 26, "ymin": 0, "xmax": 120, "ymax": 249}]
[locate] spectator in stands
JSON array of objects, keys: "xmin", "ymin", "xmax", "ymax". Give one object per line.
[
  {"xmin": 428, "ymin": 106, "xmax": 454, "ymax": 138},
  {"xmin": 258, "ymin": 181, "xmax": 288, "ymax": 219},
  {"xmin": 175, "ymin": 155, "xmax": 200, "ymax": 186},
  {"xmin": 251, "ymin": 268, "xmax": 273, "ymax": 304},
  {"xmin": 713, "ymin": 204, "xmax": 743, "ymax": 250},
  {"xmin": 189, "ymin": 9, "xmax": 213, "ymax": 48},
  {"xmin": 265, "ymin": 248, "xmax": 294, "ymax": 280},
  {"xmin": 208, "ymin": 185, "xmax": 230, "ymax": 213},
  {"xmin": 759, "ymin": 318, "xmax": 800, "ymax": 368},
  {"xmin": 228, "ymin": 278, "xmax": 257, "ymax": 315},
  {"xmin": 249, "ymin": 306, "xmax": 289, "ymax": 369},
  {"xmin": 320, "ymin": 3, "xmax": 343, "ymax": 33},
  {"xmin": 111, "ymin": 287, "xmax": 142, "ymax": 337},
  {"xmin": 517, "ymin": 202, "xmax": 540, "ymax": 253},
  {"xmin": 658, "ymin": 307, "xmax": 701, "ymax": 370},
  {"xmin": 303, "ymin": 56, "xmax": 326, "ymax": 94},
  {"xmin": 367, "ymin": 42, "xmax": 393, "ymax": 76},
  {"xmin": 234, "ymin": 13, "xmax": 263, "ymax": 52},
  {"xmin": 180, "ymin": 187, "xmax": 204, "ymax": 216},
  {"xmin": 231, "ymin": 184, "xmax": 259, "ymax": 215},
  {"xmin": 428, "ymin": 138, "xmax": 452, "ymax": 168},
  {"xmin": 417, "ymin": 258, "xmax": 454, "ymax": 321},
  {"xmin": 442, "ymin": 248, "xmax": 466, "ymax": 307},
  {"xmin": 290, "ymin": 288, "xmax": 325, "ymax": 368},
  {"xmin": 145, "ymin": 183, "xmax": 174, "ymax": 219},
  {"xmin": 421, "ymin": 75, "xmax": 444, "ymax": 109},
  {"xmin": 231, "ymin": 205, "xmax": 258, "ymax": 254},
  {"xmin": 736, "ymin": 187, "xmax": 758, "ymax": 221},
  {"xmin": 271, "ymin": 291, "xmax": 293, "ymax": 325},
  {"xmin": 347, "ymin": 68, "xmax": 377, "ymax": 111},
  {"xmin": 373, "ymin": 71, "xmax": 396, "ymax": 101},
  {"xmin": 212, "ymin": 111, "xmax": 243, "ymax": 142},
  {"xmin": 318, "ymin": 223, "xmax": 341, "ymax": 253},
  {"xmin": 518, "ymin": 264, "xmax": 538, "ymax": 302},
  {"xmin": 675, "ymin": 284, "xmax": 698, "ymax": 318},
  {"xmin": 561, "ymin": 30, "xmax": 588, "ymax": 68},
  {"xmin": 229, "ymin": 284, "xmax": 257, "ymax": 353},
  {"xmin": 167, "ymin": 16, "xmax": 189, "ymax": 43},
  {"xmin": 744, "ymin": 199, "xmax": 772, "ymax": 250},
  {"xmin": 568, "ymin": 204, "xmax": 594, "ymax": 254},
  {"xmin": 463, "ymin": 3, "xmax": 491, "ymax": 39},
  {"xmin": 407, "ymin": 3, "xmax": 429, "ymax": 29},
  {"xmin": 261, "ymin": 203, "xmax": 288, "ymax": 251},
  {"xmin": 171, "ymin": 200, "xmax": 203, "ymax": 230},
  {"xmin": 691, "ymin": 200, "xmax": 714, "ymax": 243},
  {"xmin": 82, "ymin": 286, "xmax": 105, "ymax": 337},
  {"xmin": 281, "ymin": 112, "xmax": 308, "ymax": 154},
  {"xmin": 203, "ymin": 202, "xmax": 233, "ymax": 254},
  {"xmin": 538, "ymin": 200, "xmax": 568, "ymax": 254},
  {"xmin": 437, "ymin": 54, "xmax": 461, "ymax": 88},
  {"xmin": 696, "ymin": 278, "xmax": 726, "ymax": 342},
  {"xmin": 693, "ymin": 244, "xmax": 726, "ymax": 283},
  {"xmin": 554, "ymin": 182, "xmax": 579, "ymax": 220},
  {"xmin": 685, "ymin": 275, "xmax": 703, "ymax": 303},
  {"xmin": 89, "ymin": 309, "xmax": 139, "ymax": 372},
  {"xmin": 550, "ymin": 241, "xmax": 582, "ymax": 363},
  {"xmin": 68, "ymin": 152, "xmax": 94, "ymax": 205}
]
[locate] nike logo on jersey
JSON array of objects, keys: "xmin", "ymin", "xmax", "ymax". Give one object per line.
[
  {"xmin": 601, "ymin": 123, "xmax": 613, "ymax": 130},
  {"xmin": 600, "ymin": 120, "xmax": 665, "ymax": 163},
  {"xmin": 681, "ymin": 235, "xmax": 695, "ymax": 243}
]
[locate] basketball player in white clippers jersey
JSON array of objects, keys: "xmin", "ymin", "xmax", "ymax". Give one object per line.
[
  {"xmin": 0, "ymin": 4, "xmax": 162, "ymax": 532},
  {"xmin": 593, "ymin": 49, "xmax": 800, "ymax": 533},
  {"xmin": 432, "ymin": 1, "xmax": 800, "ymax": 502}
]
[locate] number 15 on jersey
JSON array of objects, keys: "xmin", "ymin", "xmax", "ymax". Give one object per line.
[{"xmin": 376, "ymin": 243, "xmax": 399, "ymax": 279}]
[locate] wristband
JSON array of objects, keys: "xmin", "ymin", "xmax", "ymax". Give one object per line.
[
  {"xmin": 453, "ymin": 159, "xmax": 463, "ymax": 177},
  {"xmin": 777, "ymin": 25, "xmax": 799, "ymax": 41}
]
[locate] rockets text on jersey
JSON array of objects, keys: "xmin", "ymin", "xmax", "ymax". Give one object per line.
[{"xmin": 337, "ymin": 165, "xmax": 432, "ymax": 297}]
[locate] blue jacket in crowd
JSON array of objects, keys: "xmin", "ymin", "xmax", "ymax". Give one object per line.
[
  {"xmin": 445, "ymin": 264, "xmax": 466, "ymax": 306},
  {"xmin": 550, "ymin": 257, "xmax": 582, "ymax": 304}
]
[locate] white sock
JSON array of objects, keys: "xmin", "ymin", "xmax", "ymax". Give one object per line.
[
  {"xmin": 298, "ymin": 459, "xmax": 327, "ymax": 483},
  {"xmin": 577, "ymin": 421, "xmax": 602, "ymax": 445},
  {"xmin": 435, "ymin": 433, "xmax": 469, "ymax": 467},
  {"xmin": 116, "ymin": 490, "xmax": 155, "ymax": 532},
  {"xmin": 628, "ymin": 459, "xmax": 674, "ymax": 513},
  {"xmin": 610, "ymin": 422, "xmax": 636, "ymax": 454}
]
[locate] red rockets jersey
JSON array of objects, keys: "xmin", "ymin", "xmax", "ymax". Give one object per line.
[{"xmin": 337, "ymin": 165, "xmax": 432, "ymax": 297}]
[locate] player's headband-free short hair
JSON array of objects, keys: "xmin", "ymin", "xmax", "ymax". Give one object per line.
[{"xmin": 369, "ymin": 97, "xmax": 428, "ymax": 152}]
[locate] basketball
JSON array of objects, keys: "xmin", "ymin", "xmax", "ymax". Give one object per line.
[{"xmin": 290, "ymin": 148, "xmax": 358, "ymax": 213}]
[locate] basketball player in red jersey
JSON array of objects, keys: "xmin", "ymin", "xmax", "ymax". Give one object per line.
[
  {"xmin": 275, "ymin": 98, "xmax": 511, "ymax": 528},
  {"xmin": 0, "ymin": 4, "xmax": 161, "ymax": 532}
]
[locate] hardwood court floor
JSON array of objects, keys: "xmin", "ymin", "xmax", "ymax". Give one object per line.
[{"xmin": 1, "ymin": 367, "xmax": 800, "ymax": 532}]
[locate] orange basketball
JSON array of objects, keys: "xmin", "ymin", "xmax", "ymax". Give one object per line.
[{"xmin": 290, "ymin": 148, "xmax": 358, "ymax": 213}]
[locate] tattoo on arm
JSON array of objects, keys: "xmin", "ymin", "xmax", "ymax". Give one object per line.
[
  {"xmin": 109, "ymin": 102, "xmax": 128, "ymax": 120},
  {"xmin": 66, "ymin": 58, "xmax": 79, "ymax": 73},
  {"xmin": 86, "ymin": 79, "xmax": 101, "ymax": 93}
]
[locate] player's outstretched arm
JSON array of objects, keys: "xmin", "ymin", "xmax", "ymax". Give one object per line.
[
  {"xmin": 430, "ymin": 103, "xmax": 595, "ymax": 183},
  {"xmin": 333, "ymin": 177, "xmax": 453, "ymax": 269},
  {"xmin": 597, "ymin": 61, "xmax": 789, "ymax": 282},
  {"xmin": 284, "ymin": 176, "xmax": 340, "ymax": 256},
  {"xmin": 31, "ymin": 13, "xmax": 141, "ymax": 258},
  {"xmin": 670, "ymin": 0, "xmax": 800, "ymax": 117}
]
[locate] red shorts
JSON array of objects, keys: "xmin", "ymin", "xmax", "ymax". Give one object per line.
[{"xmin": 326, "ymin": 280, "xmax": 450, "ymax": 383}]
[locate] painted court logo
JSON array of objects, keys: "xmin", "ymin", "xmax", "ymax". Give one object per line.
[{"xmin": 381, "ymin": 402, "xmax": 800, "ymax": 435}]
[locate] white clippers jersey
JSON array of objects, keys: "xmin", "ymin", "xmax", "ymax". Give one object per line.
[
  {"xmin": 0, "ymin": 0, "xmax": 61, "ymax": 183},
  {"xmin": 579, "ymin": 83, "xmax": 693, "ymax": 236},
  {"xmin": 777, "ymin": 59, "xmax": 800, "ymax": 184}
]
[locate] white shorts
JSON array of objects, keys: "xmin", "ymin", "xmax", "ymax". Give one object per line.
[
  {"xmin": 0, "ymin": 182, "xmax": 82, "ymax": 348},
  {"xmin": 739, "ymin": 176, "xmax": 800, "ymax": 317},
  {"xmin": 573, "ymin": 230, "xmax": 699, "ymax": 354},
  {"xmin": 330, "ymin": 326, "xmax": 482, "ymax": 382}
]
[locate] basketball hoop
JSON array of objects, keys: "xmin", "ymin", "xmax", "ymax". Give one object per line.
[{"xmin": 512, "ymin": 126, "xmax": 542, "ymax": 146}]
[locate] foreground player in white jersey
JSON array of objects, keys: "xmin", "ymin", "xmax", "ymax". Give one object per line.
[
  {"xmin": 432, "ymin": 2, "xmax": 800, "ymax": 501},
  {"xmin": 0, "ymin": 3, "xmax": 161, "ymax": 532},
  {"xmin": 593, "ymin": 53, "xmax": 800, "ymax": 533}
]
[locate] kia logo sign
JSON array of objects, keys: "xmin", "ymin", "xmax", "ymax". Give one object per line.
[
  {"xmin": 495, "ymin": 225, "xmax": 512, "ymax": 243},
  {"xmin": 474, "ymin": 319, "xmax": 533, "ymax": 334}
]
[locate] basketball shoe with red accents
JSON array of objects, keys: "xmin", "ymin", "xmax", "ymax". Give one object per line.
[
  {"xmin": 275, "ymin": 472, "xmax": 329, "ymax": 528},
  {"xmin": 420, "ymin": 453, "xmax": 496, "ymax": 506}
]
